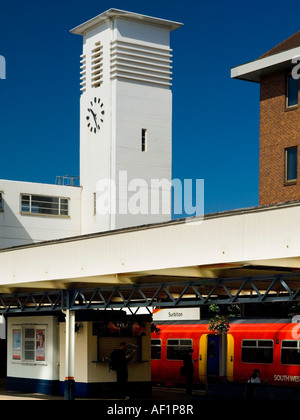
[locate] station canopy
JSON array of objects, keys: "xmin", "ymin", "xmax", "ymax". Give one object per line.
[{"xmin": 1, "ymin": 201, "xmax": 300, "ymax": 313}]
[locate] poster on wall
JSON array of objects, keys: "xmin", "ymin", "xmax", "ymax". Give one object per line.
[
  {"xmin": 36, "ymin": 329, "xmax": 45, "ymax": 362},
  {"xmin": 12, "ymin": 329, "xmax": 21, "ymax": 360}
]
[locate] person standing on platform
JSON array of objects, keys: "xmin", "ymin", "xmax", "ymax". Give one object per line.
[
  {"xmin": 182, "ymin": 348, "xmax": 197, "ymax": 395},
  {"xmin": 110, "ymin": 342, "xmax": 136, "ymax": 399}
]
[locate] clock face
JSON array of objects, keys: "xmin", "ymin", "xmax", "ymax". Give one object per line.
[{"xmin": 86, "ymin": 97, "xmax": 105, "ymax": 133}]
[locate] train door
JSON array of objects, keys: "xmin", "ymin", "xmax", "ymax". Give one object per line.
[
  {"xmin": 227, "ymin": 334, "xmax": 234, "ymax": 382},
  {"xmin": 207, "ymin": 335, "xmax": 220, "ymax": 381},
  {"xmin": 199, "ymin": 333, "xmax": 234, "ymax": 383},
  {"xmin": 198, "ymin": 334, "xmax": 208, "ymax": 383},
  {"xmin": 199, "ymin": 334, "xmax": 221, "ymax": 383}
]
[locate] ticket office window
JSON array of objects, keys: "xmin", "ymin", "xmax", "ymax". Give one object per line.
[{"xmin": 96, "ymin": 337, "xmax": 140, "ymax": 362}]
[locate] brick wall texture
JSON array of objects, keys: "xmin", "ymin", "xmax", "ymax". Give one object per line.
[{"xmin": 259, "ymin": 70, "xmax": 300, "ymax": 205}]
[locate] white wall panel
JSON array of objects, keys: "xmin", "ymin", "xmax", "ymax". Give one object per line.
[{"xmin": 0, "ymin": 203, "xmax": 299, "ymax": 288}]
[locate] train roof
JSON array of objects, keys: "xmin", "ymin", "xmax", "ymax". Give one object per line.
[
  {"xmin": 153, "ymin": 318, "xmax": 294, "ymax": 325},
  {"xmin": 152, "ymin": 318, "xmax": 299, "ymax": 334}
]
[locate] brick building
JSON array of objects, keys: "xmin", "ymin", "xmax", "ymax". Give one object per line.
[{"xmin": 232, "ymin": 31, "xmax": 300, "ymax": 205}]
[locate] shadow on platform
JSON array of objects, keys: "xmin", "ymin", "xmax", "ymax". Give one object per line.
[{"xmin": 0, "ymin": 379, "xmax": 299, "ymax": 401}]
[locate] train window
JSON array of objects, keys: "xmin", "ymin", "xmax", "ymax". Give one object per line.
[
  {"xmin": 281, "ymin": 340, "xmax": 300, "ymax": 365},
  {"xmin": 151, "ymin": 339, "xmax": 161, "ymax": 360},
  {"xmin": 166, "ymin": 339, "xmax": 193, "ymax": 360},
  {"xmin": 242, "ymin": 339, "xmax": 273, "ymax": 364},
  {"xmin": 243, "ymin": 340, "xmax": 256, "ymax": 347}
]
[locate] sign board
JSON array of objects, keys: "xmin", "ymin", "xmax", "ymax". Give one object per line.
[{"xmin": 153, "ymin": 308, "xmax": 200, "ymax": 321}]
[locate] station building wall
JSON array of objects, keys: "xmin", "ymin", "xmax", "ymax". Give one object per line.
[
  {"xmin": 0, "ymin": 180, "xmax": 81, "ymax": 249},
  {"xmin": 6, "ymin": 316, "xmax": 60, "ymax": 394},
  {"xmin": 59, "ymin": 321, "xmax": 152, "ymax": 398},
  {"xmin": 259, "ymin": 70, "xmax": 300, "ymax": 205}
]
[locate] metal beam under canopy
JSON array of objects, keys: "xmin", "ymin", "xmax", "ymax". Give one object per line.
[{"xmin": 1, "ymin": 274, "xmax": 300, "ymax": 314}]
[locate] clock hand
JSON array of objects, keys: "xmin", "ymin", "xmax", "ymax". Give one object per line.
[
  {"xmin": 92, "ymin": 113, "xmax": 98, "ymax": 126},
  {"xmin": 88, "ymin": 108, "xmax": 98, "ymax": 127},
  {"xmin": 88, "ymin": 108, "xmax": 96, "ymax": 117}
]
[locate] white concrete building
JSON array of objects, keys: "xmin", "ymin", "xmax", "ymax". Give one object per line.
[
  {"xmin": 0, "ymin": 10, "xmax": 182, "ymax": 250},
  {"xmin": 72, "ymin": 9, "xmax": 182, "ymax": 233},
  {"xmin": 0, "ymin": 179, "xmax": 81, "ymax": 248}
]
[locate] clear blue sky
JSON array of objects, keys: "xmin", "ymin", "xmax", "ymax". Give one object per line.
[{"xmin": 1, "ymin": 0, "xmax": 300, "ymax": 215}]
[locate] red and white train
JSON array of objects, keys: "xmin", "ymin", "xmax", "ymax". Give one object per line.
[{"xmin": 151, "ymin": 320, "xmax": 300, "ymax": 387}]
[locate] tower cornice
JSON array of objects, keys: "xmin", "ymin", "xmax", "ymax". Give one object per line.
[{"xmin": 70, "ymin": 8, "xmax": 183, "ymax": 36}]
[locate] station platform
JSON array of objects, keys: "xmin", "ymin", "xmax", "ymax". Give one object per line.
[
  {"xmin": 0, "ymin": 381, "xmax": 204, "ymax": 401},
  {"xmin": 0, "ymin": 381, "xmax": 299, "ymax": 401}
]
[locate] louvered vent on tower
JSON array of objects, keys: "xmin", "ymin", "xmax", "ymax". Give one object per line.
[
  {"xmin": 80, "ymin": 54, "xmax": 86, "ymax": 92},
  {"xmin": 91, "ymin": 41, "xmax": 103, "ymax": 88},
  {"xmin": 110, "ymin": 40, "xmax": 173, "ymax": 88}
]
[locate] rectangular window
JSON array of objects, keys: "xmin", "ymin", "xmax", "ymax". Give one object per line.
[
  {"xmin": 151, "ymin": 339, "xmax": 162, "ymax": 360},
  {"xmin": 21, "ymin": 194, "xmax": 69, "ymax": 216},
  {"xmin": 241, "ymin": 339, "xmax": 273, "ymax": 364},
  {"xmin": 141, "ymin": 128, "xmax": 147, "ymax": 152},
  {"xmin": 167, "ymin": 338, "xmax": 193, "ymax": 360},
  {"xmin": 96, "ymin": 337, "xmax": 140, "ymax": 363},
  {"xmin": 0, "ymin": 192, "xmax": 3, "ymax": 212},
  {"xmin": 93, "ymin": 192, "xmax": 97, "ymax": 215},
  {"xmin": 24, "ymin": 328, "xmax": 35, "ymax": 361},
  {"xmin": 12, "ymin": 326, "xmax": 46, "ymax": 363},
  {"xmin": 287, "ymin": 72, "xmax": 299, "ymax": 108},
  {"xmin": 281, "ymin": 340, "xmax": 300, "ymax": 365},
  {"xmin": 285, "ymin": 147, "xmax": 298, "ymax": 182}
]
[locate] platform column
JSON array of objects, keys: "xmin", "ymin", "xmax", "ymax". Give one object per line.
[{"xmin": 64, "ymin": 309, "xmax": 75, "ymax": 400}]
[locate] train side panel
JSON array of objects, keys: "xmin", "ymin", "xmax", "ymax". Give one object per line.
[
  {"xmin": 231, "ymin": 323, "xmax": 300, "ymax": 386},
  {"xmin": 151, "ymin": 324, "xmax": 207, "ymax": 386},
  {"xmin": 152, "ymin": 321, "xmax": 300, "ymax": 388}
]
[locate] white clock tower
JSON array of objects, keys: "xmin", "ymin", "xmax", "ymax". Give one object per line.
[{"xmin": 71, "ymin": 9, "xmax": 182, "ymax": 233}]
